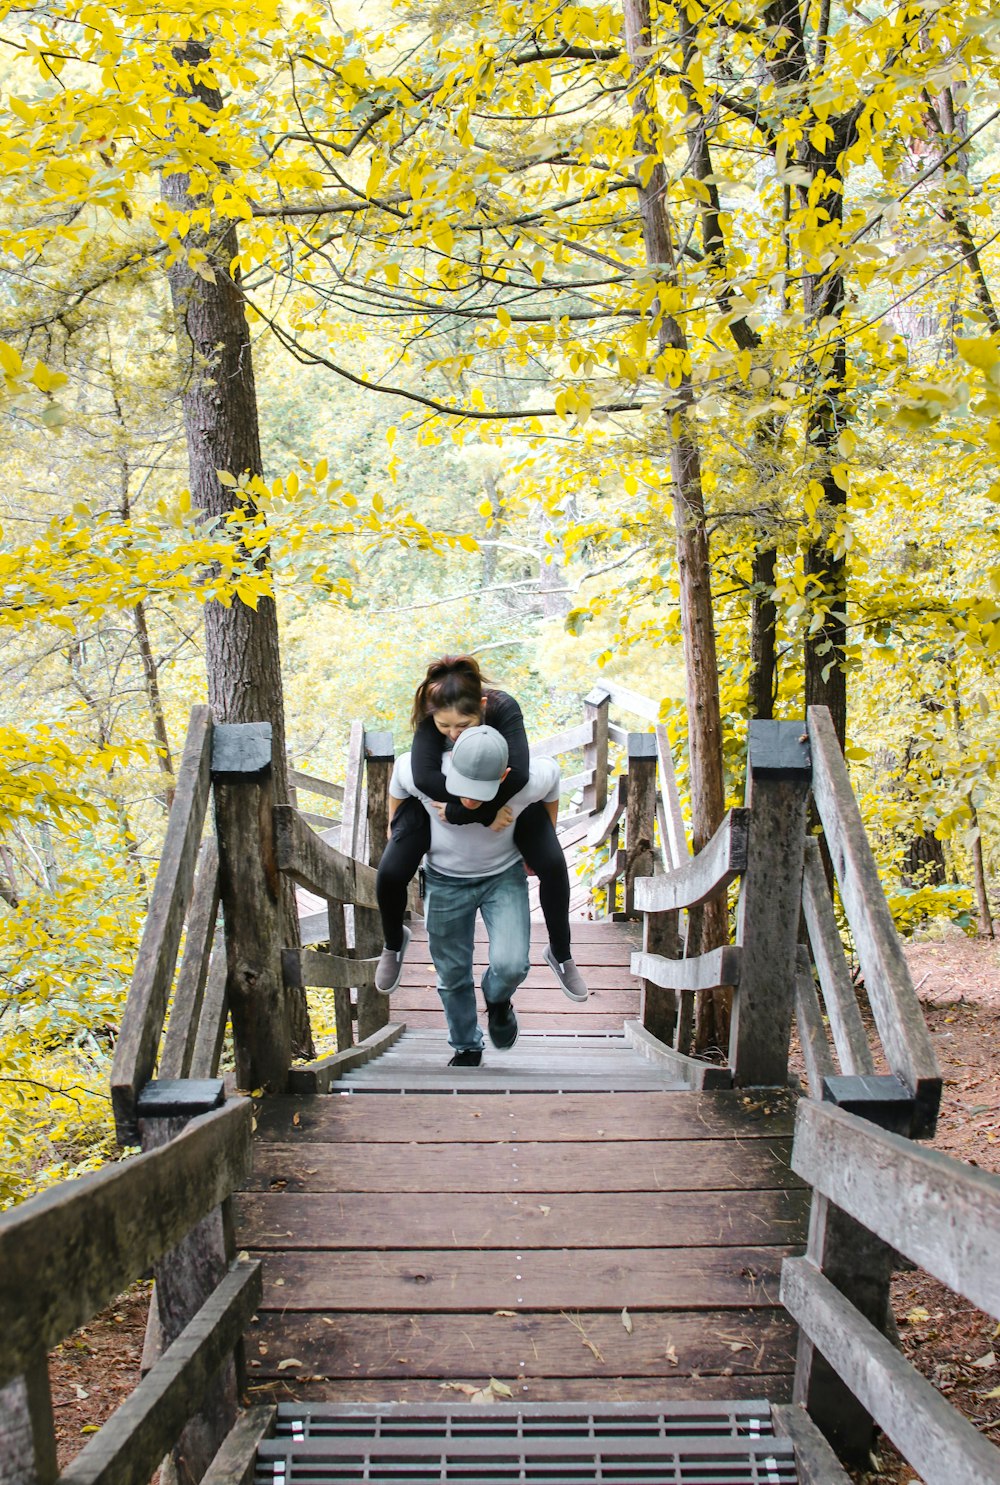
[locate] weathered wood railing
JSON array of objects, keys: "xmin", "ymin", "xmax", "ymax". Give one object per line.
[
  {"xmin": 793, "ymin": 708, "xmax": 941, "ymax": 1136},
  {"xmin": 110, "ymin": 706, "xmax": 226, "ymax": 1146},
  {"xmin": 607, "ymin": 708, "xmax": 943, "ymax": 1121},
  {"xmin": 781, "ymin": 1100, "xmax": 1000, "ymax": 1478},
  {"xmin": 0, "ymin": 1099, "xmax": 271, "ymax": 1485}
]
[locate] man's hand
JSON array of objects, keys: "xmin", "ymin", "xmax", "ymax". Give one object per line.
[
  {"xmin": 430, "ymin": 801, "xmax": 449, "ymax": 821},
  {"xmin": 489, "ymin": 805, "xmax": 514, "ymax": 832}
]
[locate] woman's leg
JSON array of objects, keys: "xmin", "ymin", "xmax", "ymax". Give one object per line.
[
  {"xmin": 514, "ymin": 802, "xmax": 572, "ymax": 961},
  {"xmin": 376, "ymin": 798, "xmax": 430, "ymax": 950}
]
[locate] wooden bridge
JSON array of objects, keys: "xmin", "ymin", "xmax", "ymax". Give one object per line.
[{"xmin": 2, "ymin": 686, "xmax": 999, "ymax": 1485}]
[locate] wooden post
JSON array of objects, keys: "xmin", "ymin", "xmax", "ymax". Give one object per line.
[
  {"xmin": 212, "ymin": 722, "xmax": 293, "ymax": 1092},
  {"xmin": 327, "ymin": 899, "xmax": 354, "ymax": 1051},
  {"xmin": 0, "ymin": 1355, "xmax": 57, "ymax": 1485},
  {"xmin": 623, "ymin": 732, "xmax": 657, "ymax": 917},
  {"xmin": 137, "ymin": 1082, "xmax": 237, "ymax": 1485},
  {"xmin": 729, "ymin": 720, "xmax": 812, "ymax": 1086},
  {"xmin": 640, "ymin": 909, "xmax": 681, "ymax": 1044},
  {"xmin": 355, "ymin": 730, "xmax": 394, "ymax": 1042},
  {"xmin": 794, "ymin": 1193, "xmax": 896, "ymax": 1465},
  {"xmin": 582, "ymin": 686, "xmax": 610, "ymax": 814}
]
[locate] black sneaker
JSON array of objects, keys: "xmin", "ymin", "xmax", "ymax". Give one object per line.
[
  {"xmin": 487, "ymin": 999, "xmax": 518, "ymax": 1050},
  {"xmin": 448, "ymin": 1047, "xmax": 483, "ymax": 1067}
]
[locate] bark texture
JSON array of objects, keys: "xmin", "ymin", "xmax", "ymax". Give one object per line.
[
  {"xmin": 622, "ymin": 0, "xmax": 729, "ymax": 1047},
  {"xmin": 163, "ymin": 40, "xmax": 312, "ymax": 1061}
]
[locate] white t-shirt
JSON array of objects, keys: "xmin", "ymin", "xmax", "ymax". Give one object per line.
[{"xmin": 389, "ymin": 752, "xmax": 560, "ymax": 879}]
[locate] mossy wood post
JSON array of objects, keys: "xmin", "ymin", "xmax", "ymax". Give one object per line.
[
  {"xmin": 212, "ymin": 722, "xmax": 296, "ymax": 1091},
  {"xmin": 582, "ymin": 686, "xmax": 610, "ymax": 814},
  {"xmin": 138, "ymin": 1082, "xmax": 238, "ymax": 1485},
  {"xmin": 355, "ymin": 730, "xmax": 394, "ymax": 1042},
  {"xmin": 623, "ymin": 733, "xmax": 658, "ymax": 918},
  {"xmin": 729, "ymin": 720, "xmax": 812, "ymax": 1086}
]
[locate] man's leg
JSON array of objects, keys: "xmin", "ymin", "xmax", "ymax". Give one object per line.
[
  {"xmin": 479, "ymin": 862, "xmax": 530, "ymax": 1048},
  {"xmin": 424, "ymin": 866, "xmax": 482, "ymax": 1054}
]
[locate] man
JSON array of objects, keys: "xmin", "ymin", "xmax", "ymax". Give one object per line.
[{"xmin": 385, "ymin": 725, "xmax": 560, "ymax": 1066}]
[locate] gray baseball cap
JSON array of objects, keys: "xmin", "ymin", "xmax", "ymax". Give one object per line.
[{"xmin": 446, "ymin": 725, "xmax": 510, "ymax": 801}]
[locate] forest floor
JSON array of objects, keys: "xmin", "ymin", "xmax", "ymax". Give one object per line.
[{"xmin": 47, "ymin": 934, "xmax": 1000, "ymax": 1480}]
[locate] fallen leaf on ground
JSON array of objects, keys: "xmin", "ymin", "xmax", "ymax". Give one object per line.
[
  {"xmin": 494, "ymin": 1310, "xmax": 516, "ymax": 1317},
  {"xmin": 621, "ymin": 1307, "xmax": 633, "ymax": 1334},
  {"xmin": 970, "ymin": 1351, "xmax": 996, "ymax": 1369},
  {"xmin": 906, "ymin": 1307, "xmax": 931, "ymax": 1324},
  {"xmin": 277, "ymin": 1358, "xmax": 303, "ymax": 1370},
  {"xmin": 440, "ymin": 1382, "xmax": 478, "ymax": 1396},
  {"xmin": 490, "ymin": 1378, "xmax": 514, "ymax": 1397},
  {"xmin": 665, "ymin": 1343, "xmax": 678, "ymax": 1366}
]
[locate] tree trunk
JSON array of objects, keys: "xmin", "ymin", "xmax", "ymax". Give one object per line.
[
  {"xmin": 163, "ymin": 39, "xmax": 312, "ymax": 1059},
  {"xmin": 622, "ymin": 0, "xmax": 728, "ymax": 1049},
  {"xmin": 748, "ymin": 544, "xmax": 777, "ymax": 720}
]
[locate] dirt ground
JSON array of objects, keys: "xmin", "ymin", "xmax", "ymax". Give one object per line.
[{"xmin": 48, "ymin": 935, "xmax": 1000, "ymax": 1479}]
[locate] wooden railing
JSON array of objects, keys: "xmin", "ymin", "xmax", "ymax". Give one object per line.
[
  {"xmin": 110, "ymin": 707, "xmax": 226, "ymax": 1146},
  {"xmin": 794, "ymin": 708, "xmax": 941, "ymax": 1136},
  {"xmin": 781, "ymin": 1100, "xmax": 1000, "ymax": 1478},
  {"xmin": 0, "ymin": 1100, "xmax": 271, "ymax": 1485},
  {"xmin": 607, "ymin": 707, "xmax": 943, "ymax": 1119}
]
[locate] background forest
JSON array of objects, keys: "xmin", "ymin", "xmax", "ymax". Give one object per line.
[{"xmin": 2, "ymin": 0, "xmax": 999, "ymax": 1205}]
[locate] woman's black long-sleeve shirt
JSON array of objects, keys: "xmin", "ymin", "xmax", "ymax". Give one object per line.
[{"xmin": 409, "ymin": 690, "xmax": 531, "ymax": 825}]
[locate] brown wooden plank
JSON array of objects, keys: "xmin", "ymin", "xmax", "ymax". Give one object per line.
[
  {"xmin": 160, "ymin": 835, "xmax": 221, "ymax": 1080},
  {"xmin": 243, "ymin": 1307, "xmax": 797, "ymax": 1380},
  {"xmin": 234, "ymin": 1187, "xmax": 808, "ymax": 1249},
  {"xmin": 273, "ymin": 806, "xmax": 378, "ymax": 911},
  {"xmin": 245, "ymin": 1374, "xmax": 794, "ymax": 1405},
  {"xmin": 251, "ymin": 1090, "xmax": 798, "ymax": 1143},
  {"xmin": 394, "ymin": 976, "xmax": 640, "ymax": 999},
  {"xmin": 249, "ymin": 1245, "xmax": 792, "ymax": 1312},
  {"xmin": 634, "ymin": 809, "xmax": 749, "ymax": 914},
  {"xmin": 246, "ymin": 1137, "xmax": 798, "ymax": 1194}
]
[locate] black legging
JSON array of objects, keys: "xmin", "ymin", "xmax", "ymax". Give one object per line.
[{"xmin": 377, "ymin": 798, "xmax": 573, "ymax": 961}]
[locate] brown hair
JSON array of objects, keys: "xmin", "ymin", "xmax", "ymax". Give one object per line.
[{"xmin": 411, "ymin": 655, "xmax": 490, "ymax": 730}]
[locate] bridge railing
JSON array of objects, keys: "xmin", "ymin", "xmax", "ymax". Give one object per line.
[
  {"xmin": 601, "ymin": 708, "xmax": 942, "ymax": 1121},
  {"xmin": 793, "ymin": 708, "xmax": 941, "ymax": 1135},
  {"xmin": 0, "ymin": 1099, "xmax": 268, "ymax": 1485},
  {"xmin": 110, "ymin": 706, "xmax": 226, "ymax": 1147},
  {"xmin": 781, "ymin": 1099, "xmax": 1000, "ymax": 1478}
]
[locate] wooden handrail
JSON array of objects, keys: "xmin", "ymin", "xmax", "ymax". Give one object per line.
[
  {"xmin": 631, "ymin": 944, "xmax": 742, "ymax": 995},
  {"xmin": 586, "ymin": 774, "xmax": 628, "ymax": 848},
  {"xmin": 807, "ymin": 707, "xmax": 941, "ymax": 1128},
  {"xmin": 0, "ymin": 1099, "xmax": 252, "ymax": 1385},
  {"xmin": 160, "ymin": 836, "xmax": 221, "ymax": 1081},
  {"xmin": 274, "ymin": 805, "xmax": 379, "ymax": 910},
  {"xmin": 654, "ymin": 723, "xmax": 688, "ymax": 871},
  {"xmin": 59, "ymin": 1259, "xmax": 262, "ymax": 1485},
  {"xmin": 784, "ymin": 1100, "xmax": 1000, "ymax": 1481},
  {"xmin": 633, "ymin": 808, "xmax": 749, "ymax": 914},
  {"xmin": 799, "ymin": 838, "xmax": 874, "ymax": 1078},
  {"xmin": 110, "ymin": 706, "xmax": 214, "ymax": 1143},
  {"xmin": 792, "ymin": 1101, "xmax": 999, "ymax": 1316},
  {"xmin": 288, "ymin": 767, "xmax": 345, "ymax": 803},
  {"xmin": 529, "ymin": 719, "xmax": 593, "ymax": 758}
]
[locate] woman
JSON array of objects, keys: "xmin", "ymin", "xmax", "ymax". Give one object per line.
[{"xmin": 375, "ymin": 655, "xmax": 588, "ymax": 1002}]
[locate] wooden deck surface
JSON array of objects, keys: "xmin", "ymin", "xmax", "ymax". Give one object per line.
[{"xmin": 238, "ymin": 898, "xmax": 806, "ymax": 1410}]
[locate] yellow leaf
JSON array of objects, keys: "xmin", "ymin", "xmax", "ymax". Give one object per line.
[
  {"xmin": 497, "ymin": 305, "xmax": 511, "ymax": 330},
  {"xmin": 955, "ymin": 337, "xmax": 999, "ymax": 373}
]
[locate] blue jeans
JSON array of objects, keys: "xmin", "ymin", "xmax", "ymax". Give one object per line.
[{"xmin": 424, "ymin": 861, "xmax": 531, "ymax": 1051}]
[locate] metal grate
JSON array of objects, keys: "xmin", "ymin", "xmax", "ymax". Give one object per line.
[{"xmin": 256, "ymin": 1404, "xmax": 797, "ymax": 1485}]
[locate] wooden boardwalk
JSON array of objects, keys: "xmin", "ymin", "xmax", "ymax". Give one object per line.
[{"xmin": 234, "ymin": 915, "xmax": 807, "ymax": 1411}]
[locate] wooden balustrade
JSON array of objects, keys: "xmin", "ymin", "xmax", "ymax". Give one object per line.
[
  {"xmin": 110, "ymin": 707, "xmax": 215, "ymax": 1143},
  {"xmin": 0, "ymin": 1100, "xmax": 262, "ymax": 1485},
  {"xmin": 782, "ymin": 1100, "xmax": 1000, "ymax": 1476},
  {"xmin": 805, "ymin": 707, "xmax": 941, "ymax": 1135}
]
